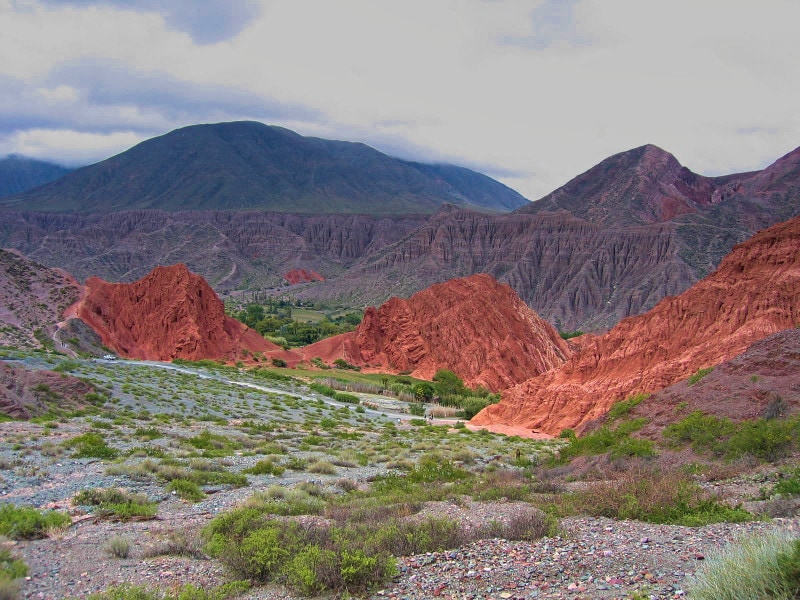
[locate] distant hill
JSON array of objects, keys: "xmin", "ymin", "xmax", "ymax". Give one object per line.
[
  {"xmin": 0, "ymin": 155, "xmax": 72, "ymax": 198},
  {"xmin": 0, "ymin": 122, "xmax": 529, "ymax": 214}
]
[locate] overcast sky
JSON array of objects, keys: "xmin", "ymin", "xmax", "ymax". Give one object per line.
[{"xmin": 1, "ymin": 0, "xmax": 798, "ymax": 200}]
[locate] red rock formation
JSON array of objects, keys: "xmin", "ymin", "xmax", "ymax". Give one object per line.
[
  {"xmin": 472, "ymin": 215, "xmax": 800, "ymax": 435},
  {"xmin": 75, "ymin": 264, "xmax": 282, "ymax": 362},
  {"xmin": 283, "ymin": 269, "xmax": 325, "ymax": 284},
  {"xmin": 302, "ymin": 274, "xmax": 572, "ymax": 391}
]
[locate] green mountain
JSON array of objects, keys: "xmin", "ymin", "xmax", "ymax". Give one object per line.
[{"xmin": 0, "ymin": 122, "xmax": 529, "ymax": 214}]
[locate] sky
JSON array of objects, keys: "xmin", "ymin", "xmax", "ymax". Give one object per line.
[{"xmin": 1, "ymin": 0, "xmax": 799, "ymax": 200}]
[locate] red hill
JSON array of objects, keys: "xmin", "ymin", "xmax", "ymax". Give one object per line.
[
  {"xmin": 283, "ymin": 269, "xmax": 325, "ymax": 284},
  {"xmin": 76, "ymin": 264, "xmax": 284, "ymax": 362},
  {"xmin": 473, "ymin": 215, "xmax": 800, "ymax": 435},
  {"xmin": 303, "ymin": 274, "xmax": 571, "ymax": 391}
]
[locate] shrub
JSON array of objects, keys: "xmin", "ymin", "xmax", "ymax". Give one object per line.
[
  {"xmin": 664, "ymin": 412, "xmax": 796, "ymax": 461},
  {"xmin": 271, "ymin": 358, "xmax": 287, "ymax": 368},
  {"xmin": 62, "ymin": 432, "xmax": 119, "ymax": 459},
  {"xmin": 663, "ymin": 411, "xmax": 735, "ymax": 454},
  {"xmin": 308, "ymin": 460, "xmax": 337, "ymax": 475},
  {"xmin": 408, "ymin": 403, "xmax": 426, "ymax": 417},
  {"xmin": 104, "ymin": 535, "xmax": 132, "ymax": 558},
  {"xmin": 0, "ymin": 504, "xmax": 71, "ymax": 539},
  {"xmin": 688, "ymin": 532, "xmax": 798, "ymax": 599},
  {"xmin": 775, "ymin": 469, "xmax": 800, "ymax": 497},
  {"xmin": 461, "ymin": 398, "xmax": 492, "ymax": 419},
  {"xmin": 0, "ymin": 547, "xmax": 27, "ymax": 580},
  {"xmin": 566, "ymin": 467, "xmax": 751, "ymax": 526},
  {"xmin": 244, "ymin": 460, "xmax": 286, "ymax": 477},
  {"xmin": 166, "ymin": 479, "xmax": 205, "ymax": 503},
  {"xmin": 73, "ymin": 488, "xmax": 157, "ymax": 521},
  {"xmin": 333, "ymin": 392, "xmax": 359, "ymax": 404},
  {"xmin": 186, "ymin": 430, "xmax": 241, "ymax": 456}
]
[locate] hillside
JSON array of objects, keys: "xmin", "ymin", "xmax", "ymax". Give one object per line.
[
  {"xmin": 0, "ymin": 155, "xmax": 71, "ymax": 198},
  {"xmin": 626, "ymin": 327, "xmax": 800, "ymax": 439},
  {"xmin": 0, "ymin": 249, "xmax": 80, "ymax": 349},
  {"xmin": 472, "ymin": 214, "xmax": 800, "ymax": 435},
  {"xmin": 302, "ymin": 273, "xmax": 571, "ymax": 391},
  {"xmin": 0, "ymin": 121, "xmax": 529, "ymax": 215}
]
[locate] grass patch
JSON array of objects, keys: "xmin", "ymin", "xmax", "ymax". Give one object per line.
[
  {"xmin": 687, "ymin": 366, "xmax": 714, "ymax": 385},
  {"xmin": 689, "ymin": 532, "xmax": 800, "ymax": 599},
  {"xmin": 84, "ymin": 581, "xmax": 250, "ymax": 600}
]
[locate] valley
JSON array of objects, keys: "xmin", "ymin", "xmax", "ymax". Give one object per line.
[
  {"xmin": 0, "ymin": 124, "xmax": 799, "ymax": 599},
  {"xmin": 1, "ymin": 350, "xmax": 799, "ymax": 599}
]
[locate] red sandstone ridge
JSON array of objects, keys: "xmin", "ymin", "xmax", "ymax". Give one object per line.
[
  {"xmin": 75, "ymin": 264, "xmax": 283, "ymax": 362},
  {"xmin": 302, "ymin": 274, "xmax": 572, "ymax": 391},
  {"xmin": 472, "ymin": 215, "xmax": 800, "ymax": 436},
  {"xmin": 283, "ymin": 269, "xmax": 325, "ymax": 284}
]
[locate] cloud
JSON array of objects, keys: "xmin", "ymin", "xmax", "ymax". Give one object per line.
[
  {"xmin": 1, "ymin": 0, "xmax": 799, "ymax": 198},
  {"xmin": 38, "ymin": 0, "xmax": 261, "ymax": 44},
  {"xmin": 0, "ymin": 128, "xmax": 145, "ymax": 166}
]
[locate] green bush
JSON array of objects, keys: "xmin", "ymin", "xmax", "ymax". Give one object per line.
[
  {"xmin": 244, "ymin": 460, "xmax": 286, "ymax": 477},
  {"xmin": 309, "ymin": 382, "xmax": 336, "ymax": 398},
  {"xmin": 775, "ymin": 469, "xmax": 800, "ymax": 497},
  {"xmin": 0, "ymin": 547, "xmax": 27, "ymax": 580},
  {"xmin": 166, "ymin": 479, "xmax": 205, "ymax": 503},
  {"xmin": 63, "ymin": 432, "xmax": 119, "ymax": 459},
  {"xmin": 461, "ymin": 398, "xmax": 492, "ymax": 419},
  {"xmin": 408, "ymin": 402, "xmax": 426, "ymax": 417},
  {"xmin": 663, "ymin": 411, "xmax": 735, "ymax": 454},
  {"xmin": 186, "ymin": 430, "xmax": 241, "ymax": 456},
  {"xmin": 0, "ymin": 503, "xmax": 71, "ymax": 539},
  {"xmin": 333, "ymin": 392, "xmax": 359, "ymax": 404},
  {"xmin": 665, "ymin": 412, "xmax": 797, "ymax": 461},
  {"xmin": 73, "ymin": 488, "xmax": 157, "ymax": 521}
]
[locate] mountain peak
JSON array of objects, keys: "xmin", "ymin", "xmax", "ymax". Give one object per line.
[{"xmin": 0, "ymin": 121, "xmax": 528, "ymax": 215}]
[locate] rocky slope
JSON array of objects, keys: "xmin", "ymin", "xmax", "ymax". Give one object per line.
[
  {"xmin": 305, "ymin": 205, "xmax": 695, "ymax": 330},
  {"xmin": 624, "ymin": 327, "xmax": 800, "ymax": 439},
  {"xmin": 0, "ymin": 121, "xmax": 529, "ymax": 214},
  {"xmin": 303, "ymin": 274, "xmax": 572, "ymax": 391},
  {"xmin": 0, "ymin": 154, "xmax": 72, "ymax": 198},
  {"xmin": 74, "ymin": 264, "xmax": 285, "ymax": 362},
  {"xmin": 0, "ymin": 249, "xmax": 80, "ymax": 349},
  {"xmin": 0, "ymin": 361, "xmax": 94, "ymax": 419},
  {"xmin": 472, "ymin": 215, "xmax": 800, "ymax": 435},
  {"xmin": 0, "ymin": 210, "xmax": 426, "ymax": 291}
]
